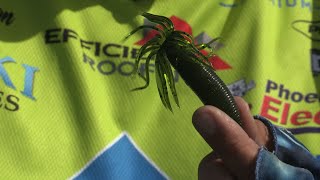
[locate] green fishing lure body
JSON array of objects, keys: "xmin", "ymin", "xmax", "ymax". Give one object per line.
[{"xmin": 125, "ymin": 13, "xmax": 241, "ymax": 125}]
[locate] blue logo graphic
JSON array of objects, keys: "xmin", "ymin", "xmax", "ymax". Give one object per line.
[
  {"xmin": 0, "ymin": 56, "xmax": 39, "ymax": 100},
  {"xmin": 71, "ymin": 133, "xmax": 168, "ymax": 180}
]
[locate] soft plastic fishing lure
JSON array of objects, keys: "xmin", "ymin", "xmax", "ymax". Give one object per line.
[{"xmin": 125, "ymin": 12, "xmax": 241, "ymax": 125}]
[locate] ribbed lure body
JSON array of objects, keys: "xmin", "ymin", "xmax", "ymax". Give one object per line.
[{"xmin": 165, "ymin": 43, "xmax": 241, "ymax": 124}]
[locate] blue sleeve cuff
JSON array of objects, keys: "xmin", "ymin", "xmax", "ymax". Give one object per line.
[
  {"xmin": 254, "ymin": 115, "xmax": 320, "ymax": 180},
  {"xmin": 255, "ymin": 147, "xmax": 314, "ymax": 180}
]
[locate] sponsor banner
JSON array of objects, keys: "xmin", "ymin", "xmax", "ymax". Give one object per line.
[{"xmin": 260, "ymin": 79, "xmax": 320, "ymax": 134}]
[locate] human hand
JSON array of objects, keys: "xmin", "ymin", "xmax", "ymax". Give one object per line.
[{"xmin": 192, "ymin": 97, "xmax": 273, "ymax": 180}]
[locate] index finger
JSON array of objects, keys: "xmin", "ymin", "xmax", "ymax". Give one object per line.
[{"xmin": 192, "ymin": 100, "xmax": 259, "ymax": 179}]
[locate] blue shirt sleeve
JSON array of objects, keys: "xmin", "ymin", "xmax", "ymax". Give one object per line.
[{"xmin": 254, "ymin": 115, "xmax": 320, "ymax": 180}]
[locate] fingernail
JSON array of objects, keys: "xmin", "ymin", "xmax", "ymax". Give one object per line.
[{"xmin": 193, "ymin": 111, "xmax": 216, "ymax": 136}]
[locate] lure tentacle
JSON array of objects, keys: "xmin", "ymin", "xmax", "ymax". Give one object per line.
[
  {"xmin": 195, "ymin": 37, "xmax": 221, "ymax": 57},
  {"xmin": 155, "ymin": 54, "xmax": 172, "ymax": 111},
  {"xmin": 172, "ymin": 31, "xmax": 195, "ymax": 44},
  {"xmin": 142, "ymin": 12, "xmax": 174, "ymax": 31},
  {"xmin": 134, "ymin": 45, "xmax": 160, "ymax": 72},
  {"xmin": 131, "ymin": 50, "xmax": 158, "ymax": 91},
  {"xmin": 133, "ymin": 35, "xmax": 161, "ymax": 73},
  {"xmin": 124, "ymin": 25, "xmax": 165, "ymax": 40},
  {"xmin": 161, "ymin": 50, "xmax": 179, "ymax": 107},
  {"xmin": 141, "ymin": 14, "xmax": 170, "ymax": 33}
]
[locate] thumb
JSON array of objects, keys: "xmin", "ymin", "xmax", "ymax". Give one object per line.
[{"xmin": 192, "ymin": 105, "xmax": 259, "ymax": 179}]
